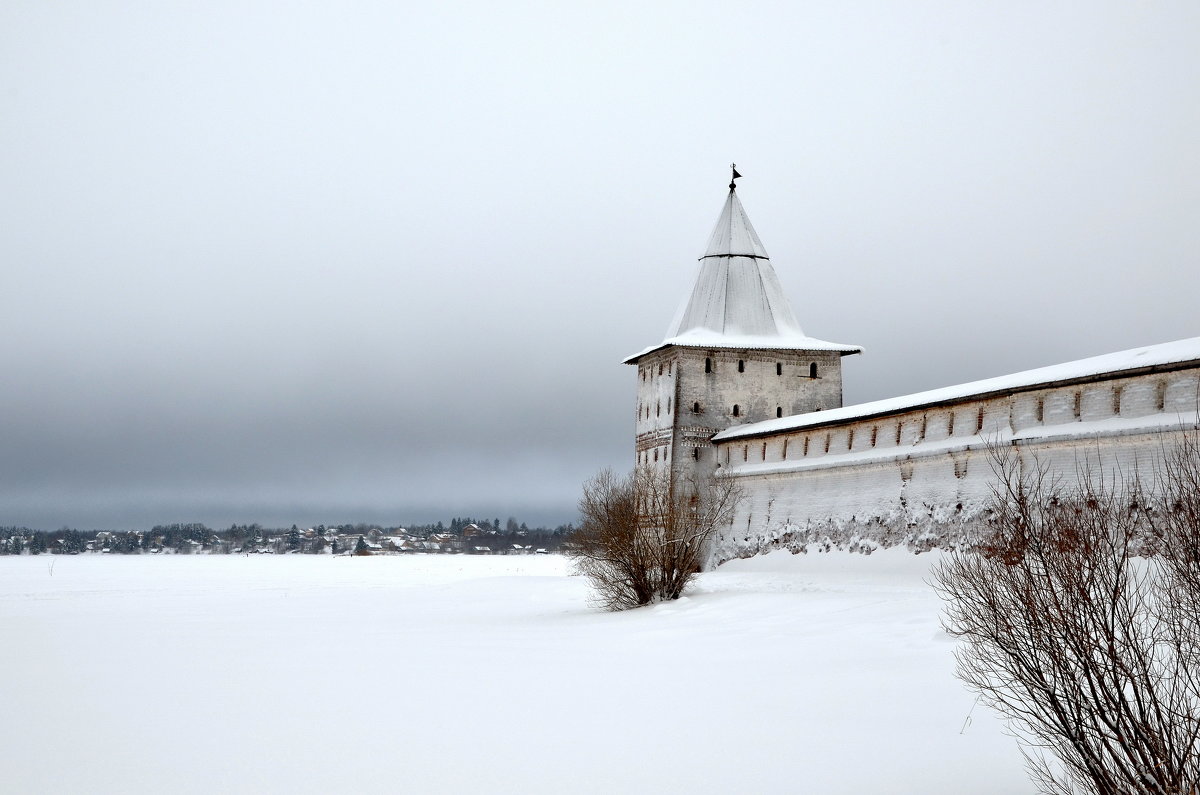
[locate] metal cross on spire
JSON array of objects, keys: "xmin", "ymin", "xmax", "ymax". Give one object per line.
[{"xmin": 729, "ymin": 163, "xmax": 743, "ymax": 191}]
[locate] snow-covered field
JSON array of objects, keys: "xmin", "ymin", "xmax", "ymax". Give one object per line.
[{"xmin": 1, "ymin": 551, "xmax": 1028, "ymax": 794}]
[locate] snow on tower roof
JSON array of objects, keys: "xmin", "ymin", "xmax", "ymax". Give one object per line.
[
  {"xmin": 714, "ymin": 336, "xmax": 1200, "ymax": 442},
  {"xmin": 624, "ymin": 180, "xmax": 861, "ymax": 364},
  {"xmin": 702, "ymin": 187, "xmax": 770, "ymax": 259}
]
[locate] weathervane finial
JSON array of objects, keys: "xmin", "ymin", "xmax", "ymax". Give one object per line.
[{"xmin": 729, "ymin": 163, "xmax": 742, "ymax": 191}]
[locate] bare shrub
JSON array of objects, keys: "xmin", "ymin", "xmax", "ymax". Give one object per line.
[
  {"xmin": 933, "ymin": 443, "xmax": 1200, "ymax": 795},
  {"xmin": 1156, "ymin": 433, "xmax": 1200, "ymax": 677},
  {"xmin": 568, "ymin": 467, "xmax": 741, "ymax": 610}
]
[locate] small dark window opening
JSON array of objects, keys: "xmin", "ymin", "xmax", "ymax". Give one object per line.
[
  {"xmin": 742, "ymin": 445, "xmax": 748, "ymax": 461},
  {"xmin": 782, "ymin": 439, "xmax": 789, "ymax": 458},
  {"xmin": 653, "ymin": 449, "xmax": 658, "ymax": 461},
  {"xmin": 776, "ymin": 406, "xmax": 783, "ymax": 418},
  {"xmin": 732, "ymin": 404, "xmax": 740, "ymax": 417},
  {"xmin": 692, "ymin": 401, "xmax": 701, "ymax": 414},
  {"xmin": 809, "ymin": 362, "xmax": 818, "ymax": 378},
  {"xmin": 776, "ymin": 362, "xmax": 782, "ymax": 376},
  {"xmin": 761, "ymin": 442, "xmax": 767, "ymax": 461},
  {"xmin": 737, "ymin": 359, "xmax": 745, "ymax": 373},
  {"xmin": 656, "ymin": 401, "xmax": 660, "ymax": 417},
  {"xmin": 705, "ymin": 357, "xmax": 712, "ymax": 374},
  {"xmin": 692, "ymin": 448, "xmax": 700, "ymax": 461},
  {"xmin": 657, "ymin": 364, "xmax": 662, "ymax": 376},
  {"xmin": 803, "ymin": 437, "xmax": 810, "ymax": 456}
]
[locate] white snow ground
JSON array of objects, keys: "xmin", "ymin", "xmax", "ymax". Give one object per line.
[{"xmin": 1, "ymin": 551, "xmax": 1028, "ymax": 794}]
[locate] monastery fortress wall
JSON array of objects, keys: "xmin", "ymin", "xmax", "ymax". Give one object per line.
[
  {"xmin": 626, "ymin": 174, "xmax": 1199, "ymax": 566},
  {"xmin": 709, "ymin": 355, "xmax": 1200, "ymax": 564}
]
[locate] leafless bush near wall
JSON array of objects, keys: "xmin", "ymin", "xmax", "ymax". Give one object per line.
[
  {"xmin": 932, "ymin": 442, "xmax": 1200, "ymax": 795},
  {"xmin": 568, "ymin": 467, "xmax": 741, "ymax": 611},
  {"xmin": 1155, "ymin": 433, "xmax": 1200, "ymax": 684}
]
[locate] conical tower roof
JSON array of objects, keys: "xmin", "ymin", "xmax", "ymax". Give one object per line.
[
  {"xmin": 625, "ymin": 181, "xmax": 861, "ymax": 363},
  {"xmin": 702, "ymin": 188, "xmax": 770, "ymax": 259}
]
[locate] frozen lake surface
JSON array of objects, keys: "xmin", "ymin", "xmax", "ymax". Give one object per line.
[{"xmin": 1, "ymin": 551, "xmax": 1028, "ymax": 794}]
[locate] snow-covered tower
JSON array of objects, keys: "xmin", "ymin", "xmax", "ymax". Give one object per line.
[{"xmin": 624, "ymin": 169, "xmax": 861, "ymax": 485}]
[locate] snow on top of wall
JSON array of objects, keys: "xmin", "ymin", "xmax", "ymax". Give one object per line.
[
  {"xmin": 715, "ymin": 336, "xmax": 1200, "ymax": 441},
  {"xmin": 624, "ymin": 189, "xmax": 861, "ymax": 363},
  {"xmin": 722, "ymin": 412, "xmax": 1200, "ymax": 479}
]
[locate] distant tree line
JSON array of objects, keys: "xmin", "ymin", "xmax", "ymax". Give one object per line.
[{"xmin": 0, "ymin": 517, "xmax": 574, "ymax": 556}]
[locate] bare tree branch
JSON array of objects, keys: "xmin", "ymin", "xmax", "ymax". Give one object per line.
[{"xmin": 933, "ymin": 438, "xmax": 1200, "ymax": 794}]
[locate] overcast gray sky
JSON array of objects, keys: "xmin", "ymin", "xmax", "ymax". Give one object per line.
[{"xmin": 3, "ymin": 1, "xmax": 1198, "ymax": 530}]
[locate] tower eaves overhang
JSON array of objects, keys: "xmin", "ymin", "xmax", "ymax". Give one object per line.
[{"xmin": 623, "ymin": 334, "xmax": 863, "ymax": 365}]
